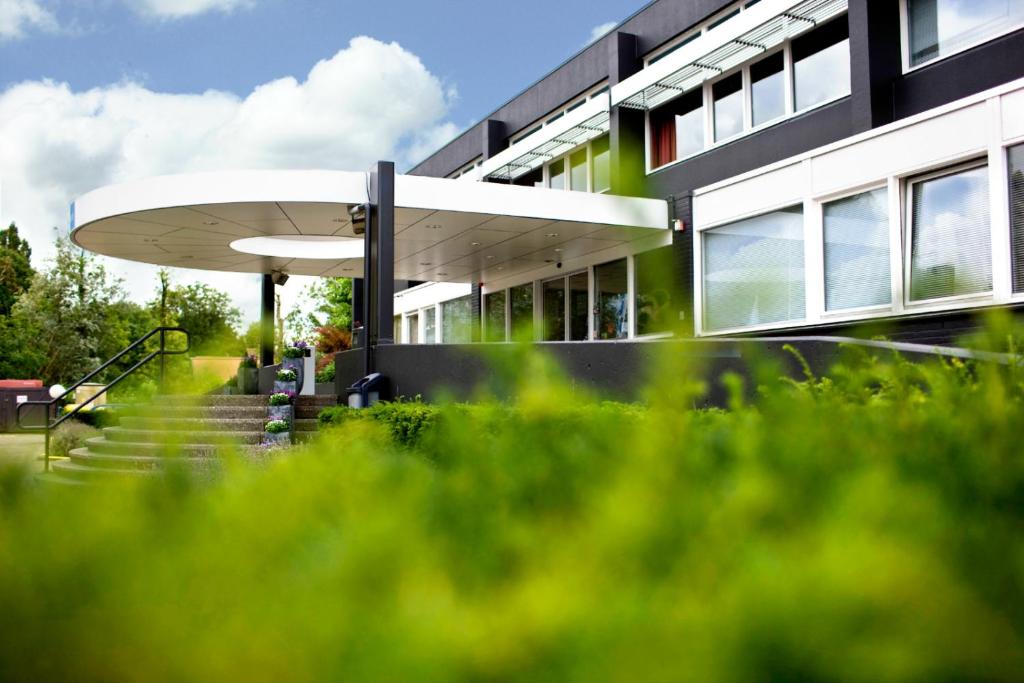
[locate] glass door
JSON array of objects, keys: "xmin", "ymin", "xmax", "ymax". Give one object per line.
[
  {"xmin": 408, "ymin": 313, "xmax": 419, "ymax": 344},
  {"xmin": 568, "ymin": 272, "xmax": 589, "ymax": 341},
  {"xmin": 542, "ymin": 272, "xmax": 589, "ymax": 341},
  {"xmin": 542, "ymin": 278, "xmax": 565, "ymax": 341}
]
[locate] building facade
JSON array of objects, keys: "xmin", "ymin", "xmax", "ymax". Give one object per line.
[{"xmin": 393, "ymin": 0, "xmax": 1024, "ymax": 346}]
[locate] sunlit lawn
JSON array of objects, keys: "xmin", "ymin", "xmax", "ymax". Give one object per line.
[{"xmin": 0, "ymin": 433, "xmax": 44, "ymax": 472}]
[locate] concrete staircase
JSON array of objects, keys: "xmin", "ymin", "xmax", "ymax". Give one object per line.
[{"xmin": 49, "ymin": 394, "xmax": 337, "ymax": 483}]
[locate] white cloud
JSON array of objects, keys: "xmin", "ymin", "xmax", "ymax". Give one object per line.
[
  {"xmin": 0, "ymin": 36, "xmax": 459, "ymax": 325},
  {"xmin": 0, "ymin": 0, "xmax": 56, "ymax": 40},
  {"xmin": 131, "ymin": 0, "xmax": 254, "ymax": 19},
  {"xmin": 586, "ymin": 21, "xmax": 617, "ymax": 45}
]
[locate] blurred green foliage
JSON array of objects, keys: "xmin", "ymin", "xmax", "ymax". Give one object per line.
[{"xmin": 1, "ymin": 324, "xmax": 1024, "ymax": 682}]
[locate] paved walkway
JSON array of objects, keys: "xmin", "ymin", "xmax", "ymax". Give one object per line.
[{"xmin": 0, "ymin": 434, "xmax": 45, "ymax": 472}]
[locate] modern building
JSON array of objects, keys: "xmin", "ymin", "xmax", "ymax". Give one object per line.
[{"xmin": 397, "ymin": 0, "xmax": 1024, "ymax": 346}]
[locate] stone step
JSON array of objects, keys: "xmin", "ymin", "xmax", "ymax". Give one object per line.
[
  {"xmin": 85, "ymin": 437, "xmax": 224, "ymax": 458},
  {"xmin": 157, "ymin": 394, "xmax": 339, "ymax": 407},
  {"xmin": 103, "ymin": 427, "xmax": 263, "ymax": 445},
  {"xmin": 69, "ymin": 448, "xmax": 217, "ymax": 471},
  {"xmin": 51, "ymin": 460, "xmax": 161, "ymax": 480},
  {"xmin": 119, "ymin": 416, "xmax": 267, "ymax": 432},
  {"xmin": 118, "ymin": 405, "xmax": 269, "ymax": 419}
]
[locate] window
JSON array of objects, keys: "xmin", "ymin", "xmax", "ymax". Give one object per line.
[
  {"xmin": 650, "ymin": 88, "xmax": 704, "ymax": 168},
  {"xmin": 542, "ymin": 273, "xmax": 588, "ymax": 341},
  {"xmin": 484, "ymin": 291, "xmax": 506, "ymax": 342},
  {"xmin": 592, "ymin": 135, "xmax": 610, "ymax": 193},
  {"xmin": 549, "ymin": 158, "xmax": 566, "ymax": 190},
  {"xmin": 594, "ymin": 259, "xmax": 628, "ymax": 339},
  {"xmin": 570, "ymin": 149, "xmax": 588, "ymax": 192},
  {"xmin": 1010, "ymin": 144, "xmax": 1024, "ymax": 292},
  {"xmin": 407, "ymin": 313, "xmax": 419, "ymax": 344},
  {"xmin": 823, "ymin": 188, "xmax": 891, "ymax": 311},
  {"xmin": 907, "ymin": 0, "xmax": 1024, "ymax": 68},
  {"xmin": 510, "ymin": 284, "xmax": 534, "ymax": 339},
  {"xmin": 703, "ymin": 206, "xmax": 805, "ymax": 331},
  {"xmin": 393, "ymin": 316, "xmax": 402, "ymax": 343},
  {"xmin": 751, "ymin": 51, "xmax": 785, "ymax": 127},
  {"xmin": 635, "ymin": 247, "xmax": 675, "ymax": 336},
  {"xmin": 514, "ymin": 167, "xmax": 543, "ymax": 188},
  {"xmin": 424, "ymin": 307, "xmax": 436, "ymax": 344},
  {"xmin": 793, "ymin": 16, "xmax": 850, "ymax": 112},
  {"xmin": 441, "ymin": 296, "xmax": 473, "ymax": 343},
  {"xmin": 713, "ymin": 73, "xmax": 744, "ymax": 142},
  {"xmin": 542, "ymin": 278, "xmax": 565, "ymax": 341},
  {"xmin": 568, "ymin": 272, "xmax": 589, "ymax": 340},
  {"xmin": 908, "ymin": 164, "xmax": 991, "ymax": 302}
]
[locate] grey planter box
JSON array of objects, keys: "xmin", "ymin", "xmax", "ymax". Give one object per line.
[
  {"xmin": 237, "ymin": 368, "xmax": 258, "ymax": 394},
  {"xmin": 273, "ymin": 380, "xmax": 297, "ymax": 394},
  {"xmin": 262, "ymin": 431, "xmax": 291, "ymax": 447},
  {"xmin": 268, "ymin": 405, "xmax": 293, "ymax": 422}
]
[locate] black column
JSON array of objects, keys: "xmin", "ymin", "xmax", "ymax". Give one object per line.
[
  {"xmin": 608, "ymin": 32, "xmax": 646, "ymax": 197},
  {"xmin": 260, "ymin": 273, "xmax": 275, "ymax": 366},
  {"xmin": 352, "ymin": 277, "xmax": 364, "ymax": 347},
  {"xmin": 363, "ymin": 160, "xmax": 395, "ymax": 374},
  {"xmin": 848, "ymin": 0, "xmax": 902, "ymax": 133},
  {"xmin": 482, "ymin": 119, "xmax": 505, "ymax": 162}
]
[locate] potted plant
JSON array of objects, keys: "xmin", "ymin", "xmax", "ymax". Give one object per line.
[
  {"xmin": 263, "ymin": 419, "xmax": 291, "ymax": 446},
  {"xmin": 237, "ymin": 354, "xmax": 258, "ymax": 394},
  {"xmin": 268, "ymin": 391, "xmax": 294, "ymax": 422},
  {"xmin": 274, "ymin": 368, "xmax": 297, "ymax": 395},
  {"xmin": 282, "ymin": 341, "xmax": 308, "ymax": 392}
]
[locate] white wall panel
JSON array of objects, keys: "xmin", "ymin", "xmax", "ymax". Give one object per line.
[
  {"xmin": 1002, "ymin": 89, "xmax": 1024, "ymax": 141},
  {"xmin": 694, "ymin": 161, "xmax": 804, "ymax": 229}
]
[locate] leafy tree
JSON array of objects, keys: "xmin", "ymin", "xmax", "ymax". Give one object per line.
[
  {"xmin": 0, "ymin": 223, "xmax": 33, "ymax": 317},
  {"xmin": 155, "ymin": 280, "xmax": 243, "ymax": 356},
  {"xmin": 286, "ymin": 277, "xmax": 352, "ymax": 341}
]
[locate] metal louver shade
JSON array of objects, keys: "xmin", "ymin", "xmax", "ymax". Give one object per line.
[{"xmin": 614, "ymin": 0, "xmax": 848, "ymax": 111}]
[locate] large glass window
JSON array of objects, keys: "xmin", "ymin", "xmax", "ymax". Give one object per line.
[
  {"xmin": 407, "ymin": 313, "xmax": 419, "ymax": 344},
  {"xmin": 908, "ymin": 164, "xmax": 991, "ymax": 302},
  {"xmin": 1010, "ymin": 144, "xmax": 1024, "ymax": 293},
  {"xmin": 793, "ymin": 17, "xmax": 850, "ymax": 112},
  {"xmin": 484, "ymin": 291, "xmax": 506, "ymax": 342},
  {"xmin": 569, "ymin": 272, "xmax": 589, "ymax": 341},
  {"xmin": 424, "ymin": 307, "xmax": 436, "ymax": 344},
  {"xmin": 635, "ymin": 247, "xmax": 675, "ymax": 336},
  {"xmin": 393, "ymin": 316, "xmax": 402, "ymax": 343},
  {"xmin": 908, "ymin": 0, "xmax": 1024, "ymax": 67},
  {"xmin": 549, "ymin": 158, "xmax": 565, "ymax": 190},
  {"xmin": 751, "ymin": 51, "xmax": 785, "ymax": 127},
  {"xmin": 703, "ymin": 206, "xmax": 805, "ymax": 331},
  {"xmin": 592, "ymin": 135, "xmax": 610, "ymax": 193},
  {"xmin": 594, "ymin": 259, "xmax": 628, "ymax": 339},
  {"xmin": 542, "ymin": 278, "xmax": 565, "ymax": 341},
  {"xmin": 441, "ymin": 296, "xmax": 473, "ymax": 343},
  {"xmin": 650, "ymin": 88, "xmax": 704, "ymax": 168},
  {"xmin": 570, "ymin": 149, "xmax": 588, "ymax": 191},
  {"xmin": 713, "ymin": 72, "xmax": 744, "ymax": 142},
  {"xmin": 510, "ymin": 284, "xmax": 534, "ymax": 339},
  {"xmin": 824, "ymin": 188, "xmax": 891, "ymax": 311}
]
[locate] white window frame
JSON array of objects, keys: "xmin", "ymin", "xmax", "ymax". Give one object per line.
[
  {"xmin": 898, "ymin": 0, "xmax": 1024, "ymax": 74},
  {"xmin": 902, "ymin": 158, "xmax": 994, "ymax": 308}
]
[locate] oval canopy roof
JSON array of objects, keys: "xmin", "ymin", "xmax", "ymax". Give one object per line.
[{"xmin": 71, "ymin": 169, "xmax": 669, "ymax": 283}]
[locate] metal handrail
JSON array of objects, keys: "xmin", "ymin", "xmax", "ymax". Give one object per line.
[{"xmin": 16, "ymin": 326, "xmax": 190, "ymax": 472}]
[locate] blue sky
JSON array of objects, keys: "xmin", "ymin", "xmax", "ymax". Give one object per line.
[{"xmin": 0, "ymin": 0, "xmax": 641, "ymax": 324}]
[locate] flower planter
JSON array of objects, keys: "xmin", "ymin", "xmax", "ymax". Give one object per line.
[
  {"xmin": 273, "ymin": 380, "xmax": 297, "ymax": 395},
  {"xmin": 262, "ymin": 431, "xmax": 291, "ymax": 447},
  {"xmin": 282, "ymin": 357, "xmax": 305, "ymax": 393},
  {"xmin": 237, "ymin": 368, "xmax": 258, "ymax": 394},
  {"xmin": 269, "ymin": 405, "xmax": 293, "ymax": 422}
]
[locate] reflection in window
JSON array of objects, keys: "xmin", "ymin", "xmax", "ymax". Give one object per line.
[
  {"xmin": 713, "ymin": 72, "xmax": 744, "ymax": 142},
  {"xmin": 824, "ymin": 188, "xmax": 891, "ymax": 311},
  {"xmin": 1010, "ymin": 144, "xmax": 1024, "ymax": 292},
  {"xmin": 542, "ymin": 278, "xmax": 565, "ymax": 341},
  {"xmin": 570, "ymin": 149, "xmax": 588, "ymax": 192},
  {"xmin": 703, "ymin": 206, "xmax": 805, "ymax": 331},
  {"xmin": 908, "ymin": 0, "xmax": 1024, "ymax": 67},
  {"xmin": 510, "ymin": 284, "xmax": 534, "ymax": 339},
  {"xmin": 793, "ymin": 17, "xmax": 850, "ymax": 112},
  {"xmin": 549, "ymin": 158, "xmax": 565, "ymax": 190},
  {"xmin": 484, "ymin": 291, "xmax": 506, "ymax": 342},
  {"xmin": 424, "ymin": 307, "xmax": 436, "ymax": 344},
  {"xmin": 635, "ymin": 247, "xmax": 675, "ymax": 336},
  {"xmin": 592, "ymin": 135, "xmax": 610, "ymax": 193},
  {"xmin": 569, "ymin": 272, "xmax": 589, "ymax": 341},
  {"xmin": 393, "ymin": 316, "xmax": 401, "ymax": 343},
  {"xmin": 909, "ymin": 165, "xmax": 991, "ymax": 302},
  {"xmin": 514, "ymin": 167, "xmax": 544, "ymax": 188},
  {"xmin": 594, "ymin": 259, "xmax": 628, "ymax": 339},
  {"xmin": 751, "ymin": 51, "xmax": 785, "ymax": 127},
  {"xmin": 408, "ymin": 313, "xmax": 419, "ymax": 344},
  {"xmin": 441, "ymin": 296, "xmax": 473, "ymax": 343},
  {"xmin": 650, "ymin": 88, "xmax": 704, "ymax": 168}
]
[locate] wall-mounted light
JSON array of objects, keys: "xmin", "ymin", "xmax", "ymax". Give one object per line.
[
  {"xmin": 271, "ymin": 270, "xmax": 290, "ymax": 286},
  {"xmin": 349, "ymin": 204, "xmax": 368, "ymax": 236}
]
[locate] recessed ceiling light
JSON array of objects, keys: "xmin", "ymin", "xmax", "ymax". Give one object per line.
[
  {"xmin": 546, "ymin": 232, "xmax": 559, "ymax": 238},
  {"xmin": 143, "ymin": 238, "xmax": 159, "ymax": 243},
  {"xmin": 203, "ymin": 221, "xmax": 219, "ymax": 226},
  {"xmin": 437, "ymin": 272, "xmax": 448, "ymax": 276},
  {"xmin": 419, "ymin": 262, "xmax": 432, "ymax": 266},
  {"xmin": 497, "ymin": 266, "xmax": 504, "ymax": 271},
  {"xmin": 486, "ymin": 255, "xmax": 495, "ymax": 260},
  {"xmin": 426, "ymin": 224, "xmax": 443, "ymax": 230},
  {"xmin": 554, "ymin": 248, "xmax": 563, "ymax": 253},
  {"xmin": 470, "ymin": 241, "xmax": 481, "ymax": 246}
]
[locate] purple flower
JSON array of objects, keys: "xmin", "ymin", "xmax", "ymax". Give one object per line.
[{"xmin": 292, "ymin": 340, "xmax": 309, "ymax": 350}]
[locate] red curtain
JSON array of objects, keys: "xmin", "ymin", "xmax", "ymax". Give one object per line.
[{"xmin": 651, "ymin": 113, "xmax": 676, "ymax": 168}]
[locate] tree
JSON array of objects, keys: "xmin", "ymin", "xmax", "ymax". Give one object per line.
[
  {"xmin": 285, "ymin": 277, "xmax": 353, "ymax": 345},
  {"xmin": 0, "ymin": 223, "xmax": 34, "ymax": 317},
  {"xmin": 154, "ymin": 280, "xmax": 243, "ymax": 356}
]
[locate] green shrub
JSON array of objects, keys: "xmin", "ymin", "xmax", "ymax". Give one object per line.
[
  {"xmin": 49, "ymin": 421, "xmax": 100, "ymax": 457},
  {"xmin": 60, "ymin": 405, "xmax": 118, "ymax": 429},
  {"xmin": 264, "ymin": 419, "xmax": 289, "ymax": 434},
  {"xmin": 268, "ymin": 392, "xmax": 292, "ymax": 407},
  {"xmin": 315, "ymin": 362, "xmax": 335, "ymax": 383},
  {"xmin": 275, "ymin": 368, "xmax": 297, "ymax": 382},
  {"xmin": 319, "ymin": 399, "xmax": 441, "ymax": 449}
]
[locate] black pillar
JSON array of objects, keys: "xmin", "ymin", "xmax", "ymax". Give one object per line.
[
  {"xmin": 363, "ymin": 160, "xmax": 396, "ymax": 375},
  {"xmin": 608, "ymin": 32, "xmax": 646, "ymax": 197},
  {"xmin": 352, "ymin": 277, "xmax": 364, "ymax": 347},
  {"xmin": 260, "ymin": 273, "xmax": 275, "ymax": 366},
  {"xmin": 482, "ymin": 119, "xmax": 506, "ymax": 161},
  {"xmin": 848, "ymin": 0, "xmax": 902, "ymax": 133}
]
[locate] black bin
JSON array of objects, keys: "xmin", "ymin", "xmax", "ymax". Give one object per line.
[{"xmin": 346, "ymin": 373, "xmax": 388, "ymax": 409}]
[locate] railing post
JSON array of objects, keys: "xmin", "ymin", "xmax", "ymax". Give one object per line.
[
  {"xmin": 159, "ymin": 329, "xmax": 166, "ymax": 395},
  {"xmin": 44, "ymin": 421, "xmax": 50, "ymax": 473}
]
